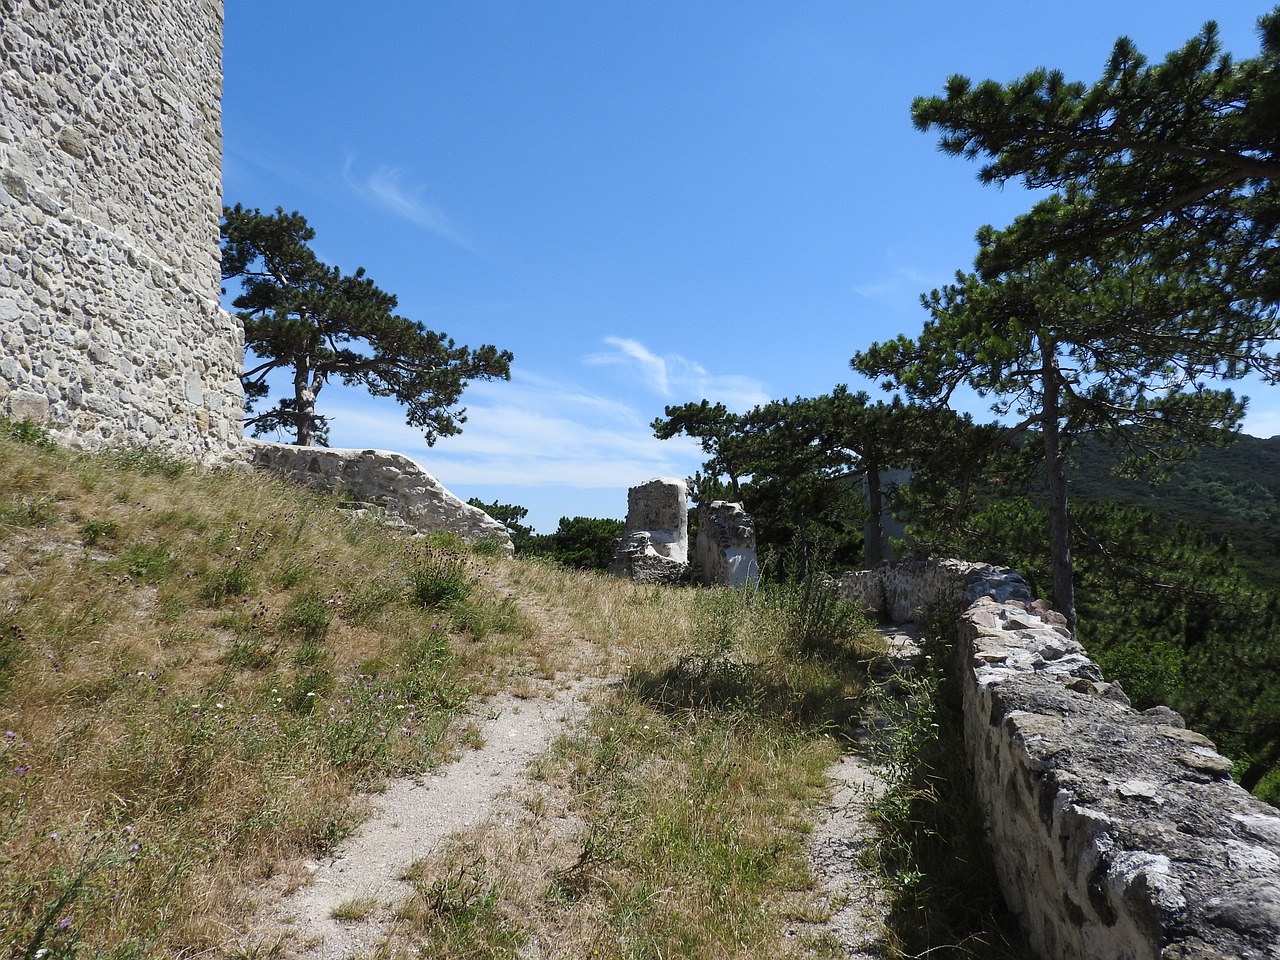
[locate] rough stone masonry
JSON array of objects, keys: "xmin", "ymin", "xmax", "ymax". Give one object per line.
[
  {"xmin": 843, "ymin": 561, "xmax": 1280, "ymax": 960},
  {"xmin": 0, "ymin": 0, "xmax": 243, "ymax": 457}
]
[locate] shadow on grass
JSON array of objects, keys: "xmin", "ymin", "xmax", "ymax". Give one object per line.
[{"xmin": 625, "ymin": 649, "xmax": 874, "ymax": 739}]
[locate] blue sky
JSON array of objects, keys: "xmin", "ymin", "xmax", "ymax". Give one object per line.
[{"xmin": 221, "ymin": 1, "xmax": 1278, "ymax": 533}]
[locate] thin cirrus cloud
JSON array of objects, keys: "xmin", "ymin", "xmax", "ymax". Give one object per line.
[
  {"xmin": 343, "ymin": 158, "xmax": 476, "ymax": 251},
  {"xmin": 320, "ymin": 363, "xmax": 706, "ymax": 489},
  {"xmin": 586, "ymin": 336, "xmax": 772, "ymax": 411},
  {"xmin": 852, "ymin": 264, "xmax": 942, "ymax": 313}
]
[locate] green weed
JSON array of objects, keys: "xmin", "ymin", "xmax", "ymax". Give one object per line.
[
  {"xmin": 866, "ymin": 607, "xmax": 1030, "ymax": 959},
  {"xmin": 201, "ymin": 564, "xmax": 254, "ymax": 603},
  {"xmin": 409, "ymin": 550, "xmax": 472, "ymax": 610},
  {"xmin": 78, "ymin": 518, "xmax": 119, "ymax": 546},
  {"xmin": 402, "ymin": 848, "xmax": 525, "ymax": 958},
  {"xmin": 0, "ymin": 416, "xmax": 55, "ymax": 448},
  {"xmin": 279, "ymin": 588, "xmax": 333, "ymax": 644},
  {"xmin": 100, "ymin": 447, "xmax": 189, "ymax": 478},
  {"xmin": 117, "ymin": 543, "xmax": 173, "ymax": 583},
  {"xmin": 1, "ymin": 493, "xmax": 58, "ymax": 527}
]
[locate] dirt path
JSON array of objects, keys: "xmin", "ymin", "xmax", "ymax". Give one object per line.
[
  {"xmin": 245, "ymin": 575, "xmax": 911, "ymax": 959},
  {"xmin": 260, "ymin": 679, "xmax": 597, "ymax": 959},
  {"xmin": 803, "ymin": 624, "xmax": 921, "ymax": 958}
]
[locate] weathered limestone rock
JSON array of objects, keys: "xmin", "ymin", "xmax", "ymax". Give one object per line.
[
  {"xmin": 607, "ymin": 531, "xmax": 689, "ymax": 584},
  {"xmin": 695, "ymin": 500, "xmax": 760, "ymax": 587},
  {"xmin": 0, "ymin": 0, "xmax": 242, "ymax": 459},
  {"xmin": 248, "ymin": 440, "xmax": 512, "ymax": 550},
  {"xmin": 608, "ymin": 477, "xmax": 690, "ymax": 583}
]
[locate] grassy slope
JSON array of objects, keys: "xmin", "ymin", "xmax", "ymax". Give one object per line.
[
  {"xmin": 2, "ymin": 435, "xmax": 920, "ymax": 960},
  {"xmin": 0, "ymin": 436, "xmax": 540, "ymax": 956}
]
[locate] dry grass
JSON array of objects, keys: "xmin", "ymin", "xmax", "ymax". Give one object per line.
[
  {"xmin": 385, "ymin": 561, "xmax": 886, "ymax": 960},
  {"xmin": 0, "ymin": 434, "xmax": 536, "ymax": 958},
  {"xmin": 0, "ymin": 426, "xmax": 893, "ymax": 960}
]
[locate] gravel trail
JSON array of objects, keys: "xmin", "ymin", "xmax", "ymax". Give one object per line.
[
  {"xmin": 264, "ymin": 679, "xmax": 597, "ymax": 959},
  {"xmin": 245, "ymin": 576, "xmax": 912, "ymax": 959}
]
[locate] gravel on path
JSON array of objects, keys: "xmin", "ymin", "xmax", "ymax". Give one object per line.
[{"xmin": 260, "ymin": 679, "xmax": 597, "ymax": 960}]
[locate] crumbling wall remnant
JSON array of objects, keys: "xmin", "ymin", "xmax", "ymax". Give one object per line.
[
  {"xmin": 608, "ymin": 477, "xmax": 690, "ymax": 584},
  {"xmin": 695, "ymin": 500, "xmax": 760, "ymax": 587}
]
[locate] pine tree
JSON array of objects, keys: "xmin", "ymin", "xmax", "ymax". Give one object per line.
[{"xmin": 220, "ymin": 205, "xmax": 512, "ymax": 447}]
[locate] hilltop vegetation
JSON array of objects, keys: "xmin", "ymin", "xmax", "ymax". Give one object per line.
[
  {"xmin": 901, "ymin": 430, "xmax": 1280, "ymax": 804},
  {"xmin": 1068, "ymin": 432, "xmax": 1280, "ymax": 591},
  {"xmin": 9, "ymin": 426, "xmax": 996, "ymax": 959}
]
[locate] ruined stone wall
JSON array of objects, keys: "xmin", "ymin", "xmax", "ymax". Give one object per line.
[
  {"xmin": 248, "ymin": 441, "xmax": 513, "ymax": 548},
  {"xmin": 0, "ymin": 0, "xmax": 243, "ymax": 455},
  {"xmin": 844, "ymin": 561, "xmax": 1280, "ymax": 958},
  {"xmin": 838, "ymin": 559, "xmax": 971, "ymax": 623}
]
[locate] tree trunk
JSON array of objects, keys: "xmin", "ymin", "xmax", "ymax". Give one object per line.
[
  {"xmin": 294, "ymin": 356, "xmax": 316, "ymax": 446},
  {"xmin": 864, "ymin": 452, "xmax": 884, "ymax": 568},
  {"xmin": 1240, "ymin": 738, "xmax": 1280, "ymax": 794},
  {"xmin": 1041, "ymin": 336, "xmax": 1076, "ymax": 630}
]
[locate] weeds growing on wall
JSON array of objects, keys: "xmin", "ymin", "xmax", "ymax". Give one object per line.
[
  {"xmin": 0, "ymin": 433, "xmax": 534, "ymax": 956},
  {"xmin": 867, "ymin": 603, "xmax": 1030, "ymax": 959}
]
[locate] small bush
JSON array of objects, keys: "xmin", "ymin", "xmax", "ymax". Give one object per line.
[
  {"xmin": 79, "ymin": 518, "xmax": 120, "ymax": 547},
  {"xmin": 409, "ymin": 548, "xmax": 472, "ymax": 610},
  {"xmin": 756, "ymin": 576, "xmax": 876, "ymax": 657},
  {"xmin": 468, "ymin": 537, "xmax": 507, "ymax": 558}
]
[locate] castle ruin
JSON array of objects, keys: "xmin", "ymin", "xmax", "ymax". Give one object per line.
[
  {"xmin": 1, "ymin": 0, "xmax": 243, "ymax": 456},
  {"xmin": 3, "ymin": 4, "xmax": 1278, "ymax": 955}
]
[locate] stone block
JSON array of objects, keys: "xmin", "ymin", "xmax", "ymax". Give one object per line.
[
  {"xmin": 7, "ymin": 389, "xmax": 49, "ymax": 423},
  {"xmin": 609, "ymin": 477, "xmax": 691, "ymax": 583},
  {"xmin": 694, "ymin": 500, "xmax": 759, "ymax": 587},
  {"xmin": 624, "ymin": 477, "xmax": 688, "ymax": 563}
]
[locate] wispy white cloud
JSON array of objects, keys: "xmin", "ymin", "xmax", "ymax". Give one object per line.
[
  {"xmin": 586, "ymin": 336, "xmax": 771, "ymax": 411},
  {"xmin": 310, "ymin": 340, "xmax": 770, "ymax": 528},
  {"xmin": 343, "ymin": 158, "xmax": 476, "ymax": 251},
  {"xmin": 320, "ymin": 368, "xmax": 703, "ymax": 491},
  {"xmin": 852, "ymin": 262, "xmax": 944, "ymax": 314},
  {"xmin": 587, "ymin": 337, "xmax": 671, "ymax": 395}
]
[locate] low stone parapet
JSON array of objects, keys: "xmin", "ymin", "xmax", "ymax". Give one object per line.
[
  {"xmin": 838, "ymin": 558, "xmax": 983, "ymax": 622},
  {"xmin": 840, "ymin": 559, "xmax": 1280, "ymax": 957},
  {"xmin": 248, "ymin": 440, "xmax": 512, "ymax": 550},
  {"xmin": 956, "ymin": 567, "xmax": 1280, "ymax": 959}
]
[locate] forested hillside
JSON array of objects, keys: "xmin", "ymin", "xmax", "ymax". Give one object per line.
[{"xmin": 1069, "ymin": 433, "xmax": 1280, "ymax": 590}]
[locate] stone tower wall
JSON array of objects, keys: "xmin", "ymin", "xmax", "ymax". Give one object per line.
[{"xmin": 0, "ymin": 0, "xmax": 242, "ymax": 455}]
